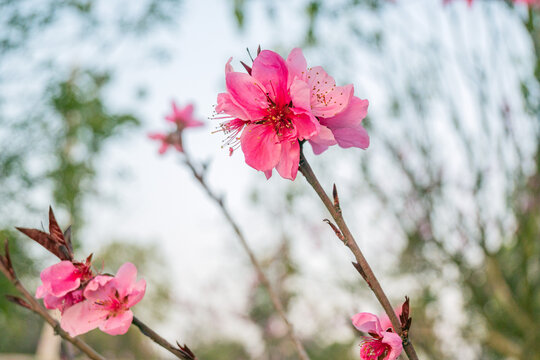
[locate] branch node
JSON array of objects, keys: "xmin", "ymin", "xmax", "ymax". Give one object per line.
[
  {"xmin": 323, "ymin": 219, "xmax": 346, "ymax": 244},
  {"xmin": 332, "ymin": 184, "xmax": 341, "ymax": 214},
  {"xmin": 351, "ymin": 261, "xmax": 369, "ymax": 284}
]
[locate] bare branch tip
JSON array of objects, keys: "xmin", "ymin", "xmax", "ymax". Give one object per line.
[{"xmin": 5, "ymin": 295, "xmax": 31, "ymax": 310}]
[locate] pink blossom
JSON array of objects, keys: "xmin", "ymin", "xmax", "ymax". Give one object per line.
[
  {"xmin": 36, "ymin": 260, "xmax": 92, "ymax": 312},
  {"xmin": 352, "ymin": 311, "xmax": 403, "ymax": 360},
  {"xmin": 285, "ymin": 48, "xmax": 369, "ymax": 155},
  {"xmin": 149, "ymin": 101, "xmax": 204, "ymax": 154},
  {"xmin": 61, "ymin": 262, "xmax": 146, "ymax": 336},
  {"xmin": 216, "ymin": 50, "xmax": 320, "ymax": 180}
]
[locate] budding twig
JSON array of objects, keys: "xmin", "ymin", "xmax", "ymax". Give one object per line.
[
  {"xmin": 298, "ymin": 150, "xmax": 419, "ymax": 360},
  {"xmin": 0, "ymin": 240, "xmax": 105, "ymax": 360},
  {"xmin": 182, "ymin": 153, "xmax": 311, "ymax": 360},
  {"xmin": 132, "ymin": 317, "xmax": 197, "ymax": 360}
]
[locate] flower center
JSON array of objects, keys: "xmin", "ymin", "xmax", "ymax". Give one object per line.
[
  {"xmin": 260, "ymin": 104, "xmax": 293, "ymax": 137},
  {"xmin": 360, "ymin": 338, "xmax": 391, "ymax": 360},
  {"xmin": 95, "ymin": 294, "xmax": 129, "ymax": 317}
]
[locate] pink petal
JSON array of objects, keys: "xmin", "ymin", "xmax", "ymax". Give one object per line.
[
  {"xmin": 179, "ymin": 103, "xmax": 194, "ymax": 120},
  {"xmin": 286, "ymin": 48, "xmax": 308, "ymax": 87},
  {"xmin": 148, "ymin": 133, "xmax": 166, "ymax": 140},
  {"xmin": 289, "ymin": 79, "xmax": 311, "ymax": 112},
  {"xmin": 382, "ymin": 331, "xmax": 403, "ymax": 360},
  {"xmin": 332, "ymin": 126, "xmax": 369, "ymax": 149},
  {"xmin": 83, "ymin": 275, "xmax": 114, "ymax": 301},
  {"xmin": 252, "ymin": 50, "xmax": 289, "ymax": 106},
  {"xmin": 291, "ymin": 112, "xmax": 319, "ymax": 140},
  {"xmin": 40, "ymin": 261, "xmax": 80, "ymax": 297},
  {"xmin": 185, "ymin": 118, "xmax": 204, "ymax": 128},
  {"xmin": 322, "ymin": 97, "xmax": 368, "ymax": 128},
  {"xmin": 158, "ymin": 142, "xmax": 169, "ymax": 154},
  {"xmin": 225, "ymin": 57, "xmax": 234, "ymax": 73},
  {"xmin": 99, "ymin": 310, "xmax": 134, "ymax": 336},
  {"xmin": 114, "ymin": 262, "xmax": 138, "ymax": 299},
  {"xmin": 61, "ymin": 301, "xmax": 108, "ymax": 337},
  {"xmin": 378, "ymin": 307, "xmax": 402, "ymax": 333},
  {"xmin": 351, "ymin": 312, "xmax": 383, "ymax": 335},
  {"xmin": 240, "ymin": 124, "xmax": 282, "ymax": 172},
  {"xmin": 307, "ymin": 66, "xmax": 353, "ymax": 118},
  {"xmin": 225, "ymin": 72, "xmax": 268, "ymax": 119},
  {"xmin": 42, "ymin": 294, "xmax": 64, "ymax": 310},
  {"xmin": 126, "ymin": 279, "xmax": 146, "ymax": 308},
  {"xmin": 275, "ymin": 140, "xmax": 300, "ymax": 180},
  {"xmin": 35, "ymin": 284, "xmax": 47, "ymax": 298},
  {"xmin": 216, "ymin": 92, "xmax": 250, "ymax": 120},
  {"xmin": 264, "ymin": 170, "xmax": 273, "ymax": 179},
  {"xmin": 308, "ymin": 125, "xmax": 337, "ymax": 155}
]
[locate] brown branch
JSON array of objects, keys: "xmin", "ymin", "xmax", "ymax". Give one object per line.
[
  {"xmin": 0, "ymin": 241, "xmax": 105, "ymax": 360},
  {"xmin": 298, "ymin": 150, "xmax": 419, "ymax": 360},
  {"xmin": 131, "ymin": 317, "xmax": 197, "ymax": 360},
  {"xmin": 182, "ymin": 154, "xmax": 311, "ymax": 360}
]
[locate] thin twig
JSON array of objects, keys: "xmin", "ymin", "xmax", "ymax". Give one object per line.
[
  {"xmin": 298, "ymin": 150, "xmax": 419, "ymax": 360},
  {"xmin": 0, "ymin": 246, "xmax": 105, "ymax": 360},
  {"xmin": 182, "ymin": 153, "xmax": 311, "ymax": 360},
  {"xmin": 132, "ymin": 317, "xmax": 197, "ymax": 360}
]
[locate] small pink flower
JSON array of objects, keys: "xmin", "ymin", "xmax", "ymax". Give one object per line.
[
  {"xmin": 285, "ymin": 48, "xmax": 370, "ymax": 154},
  {"xmin": 61, "ymin": 262, "xmax": 146, "ymax": 336},
  {"xmin": 352, "ymin": 311, "xmax": 403, "ymax": 360},
  {"xmin": 216, "ymin": 50, "xmax": 320, "ymax": 180},
  {"xmin": 149, "ymin": 101, "xmax": 204, "ymax": 154},
  {"xmin": 36, "ymin": 260, "xmax": 92, "ymax": 312}
]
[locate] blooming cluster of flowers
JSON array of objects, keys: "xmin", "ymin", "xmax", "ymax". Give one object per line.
[
  {"xmin": 38, "ymin": 260, "xmax": 146, "ymax": 337},
  {"xmin": 17, "ymin": 208, "xmax": 146, "ymax": 337},
  {"xmin": 215, "ymin": 48, "xmax": 369, "ymax": 180},
  {"xmin": 149, "ymin": 100, "xmax": 204, "ymax": 154}
]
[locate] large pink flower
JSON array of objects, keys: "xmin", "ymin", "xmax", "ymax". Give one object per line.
[
  {"xmin": 352, "ymin": 311, "xmax": 403, "ymax": 360},
  {"xmin": 285, "ymin": 48, "xmax": 369, "ymax": 154},
  {"xmin": 216, "ymin": 50, "xmax": 320, "ymax": 180},
  {"xmin": 36, "ymin": 260, "xmax": 92, "ymax": 312},
  {"xmin": 149, "ymin": 101, "xmax": 204, "ymax": 154},
  {"xmin": 61, "ymin": 262, "xmax": 146, "ymax": 336}
]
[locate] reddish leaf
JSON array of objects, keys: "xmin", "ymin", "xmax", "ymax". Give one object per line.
[
  {"xmin": 16, "ymin": 228, "xmax": 70, "ymax": 260},
  {"xmin": 48, "ymin": 206, "xmax": 66, "ymax": 244}
]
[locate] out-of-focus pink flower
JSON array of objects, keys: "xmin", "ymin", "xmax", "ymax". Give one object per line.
[
  {"xmin": 443, "ymin": 0, "xmax": 538, "ymax": 6},
  {"xmin": 36, "ymin": 260, "xmax": 92, "ymax": 312},
  {"xmin": 61, "ymin": 263, "xmax": 146, "ymax": 336},
  {"xmin": 166, "ymin": 101, "xmax": 204, "ymax": 129},
  {"xmin": 149, "ymin": 101, "xmax": 204, "ymax": 154},
  {"xmin": 285, "ymin": 48, "xmax": 369, "ymax": 155},
  {"xmin": 216, "ymin": 50, "xmax": 320, "ymax": 180},
  {"xmin": 352, "ymin": 311, "xmax": 403, "ymax": 360},
  {"xmin": 514, "ymin": 0, "xmax": 540, "ymax": 6}
]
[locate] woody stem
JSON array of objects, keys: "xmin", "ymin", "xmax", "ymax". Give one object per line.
[
  {"xmin": 298, "ymin": 149, "xmax": 419, "ymax": 360},
  {"xmin": 132, "ymin": 316, "xmax": 197, "ymax": 360}
]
